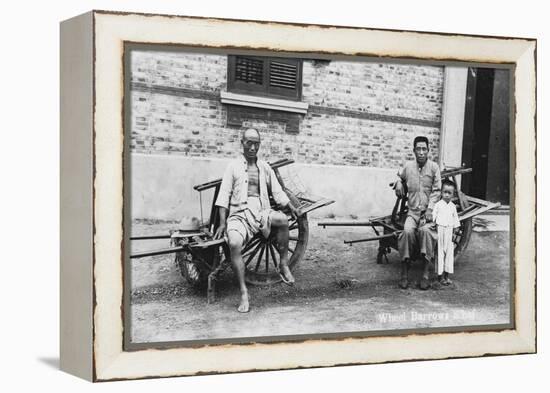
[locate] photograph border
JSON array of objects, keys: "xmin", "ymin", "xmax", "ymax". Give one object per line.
[
  {"xmin": 122, "ymin": 42, "xmax": 517, "ymax": 351},
  {"xmin": 61, "ymin": 10, "xmax": 536, "ymax": 381}
]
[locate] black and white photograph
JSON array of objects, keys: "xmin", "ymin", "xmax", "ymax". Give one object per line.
[
  {"xmin": 126, "ymin": 46, "xmax": 512, "ymax": 346},
  {"xmin": 3, "ymin": 0, "xmax": 546, "ymax": 387}
]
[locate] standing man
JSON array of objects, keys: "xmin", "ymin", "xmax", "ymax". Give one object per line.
[
  {"xmin": 214, "ymin": 128, "xmax": 299, "ymax": 313},
  {"xmin": 394, "ymin": 136, "xmax": 442, "ymax": 290}
]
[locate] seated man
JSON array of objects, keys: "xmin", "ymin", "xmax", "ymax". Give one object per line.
[
  {"xmin": 394, "ymin": 136, "xmax": 441, "ymax": 290},
  {"xmin": 214, "ymin": 128, "xmax": 299, "ymax": 313}
]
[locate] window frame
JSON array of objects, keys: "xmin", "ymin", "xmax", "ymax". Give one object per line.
[{"xmin": 227, "ymin": 55, "xmax": 303, "ymax": 101}]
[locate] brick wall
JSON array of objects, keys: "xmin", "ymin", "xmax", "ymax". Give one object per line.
[{"xmin": 130, "ymin": 50, "xmax": 443, "ymax": 168}]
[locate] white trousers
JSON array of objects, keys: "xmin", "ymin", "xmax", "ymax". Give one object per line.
[{"xmin": 437, "ymin": 225, "xmax": 454, "ymax": 275}]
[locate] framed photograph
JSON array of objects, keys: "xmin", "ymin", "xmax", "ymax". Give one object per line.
[{"xmin": 60, "ymin": 10, "xmax": 536, "ymax": 381}]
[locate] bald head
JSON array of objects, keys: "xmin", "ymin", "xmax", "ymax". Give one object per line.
[
  {"xmin": 241, "ymin": 128, "xmax": 261, "ymax": 160},
  {"xmin": 242, "ymin": 128, "xmax": 261, "ymax": 141}
]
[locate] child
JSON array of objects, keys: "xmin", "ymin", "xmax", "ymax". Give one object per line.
[{"xmin": 432, "ymin": 179, "xmax": 461, "ymax": 285}]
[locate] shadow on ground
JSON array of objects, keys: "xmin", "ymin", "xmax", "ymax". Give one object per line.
[{"xmin": 37, "ymin": 357, "xmax": 59, "ymax": 370}]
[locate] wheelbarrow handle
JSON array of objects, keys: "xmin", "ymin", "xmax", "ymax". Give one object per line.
[{"xmin": 344, "ymin": 231, "xmax": 400, "ymax": 245}]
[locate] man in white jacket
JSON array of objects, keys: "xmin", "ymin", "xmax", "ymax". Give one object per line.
[{"xmin": 214, "ymin": 128, "xmax": 299, "ymax": 312}]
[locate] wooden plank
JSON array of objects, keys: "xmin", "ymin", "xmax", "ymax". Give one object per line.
[
  {"xmin": 298, "ymin": 198, "xmax": 334, "ymax": 215},
  {"xmin": 317, "ymin": 220, "xmax": 381, "ymax": 227},
  {"xmin": 130, "ymin": 234, "xmax": 172, "ymax": 240},
  {"xmin": 344, "ymin": 232, "xmax": 399, "ymax": 245},
  {"xmin": 441, "ymin": 167, "xmax": 473, "ymax": 178},
  {"xmin": 465, "ymin": 194, "xmax": 497, "ymax": 207},
  {"xmin": 194, "ymin": 179, "xmax": 222, "ymax": 192},
  {"xmin": 130, "ymin": 246, "xmax": 186, "ymax": 259},
  {"xmin": 170, "ymin": 231, "xmax": 204, "ymax": 238},
  {"xmin": 459, "ymin": 202, "xmax": 501, "ymax": 221},
  {"xmin": 189, "ymin": 238, "xmax": 226, "ymax": 249},
  {"xmin": 457, "ymin": 204, "xmax": 477, "ymax": 217}
]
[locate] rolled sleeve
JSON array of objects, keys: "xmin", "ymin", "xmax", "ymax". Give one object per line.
[
  {"xmin": 214, "ymin": 164, "xmax": 234, "ymax": 209},
  {"xmin": 396, "ymin": 165, "xmax": 406, "ymax": 185},
  {"xmin": 269, "ymin": 167, "xmax": 290, "ymax": 207}
]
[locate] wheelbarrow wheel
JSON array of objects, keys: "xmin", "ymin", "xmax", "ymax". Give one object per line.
[
  {"xmin": 176, "ymin": 251, "xmax": 209, "ymax": 288},
  {"xmin": 453, "ymin": 191, "xmax": 473, "ymax": 261},
  {"xmin": 376, "ymin": 246, "xmax": 391, "ymax": 264},
  {"xmin": 176, "ymin": 245, "xmax": 228, "ymax": 289},
  {"xmin": 376, "ymin": 249, "xmax": 384, "ymax": 264},
  {"xmin": 243, "ymin": 193, "xmax": 309, "ymax": 286}
]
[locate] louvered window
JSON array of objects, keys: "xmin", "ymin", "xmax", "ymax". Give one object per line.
[
  {"xmin": 228, "ymin": 55, "xmax": 302, "ymax": 100},
  {"xmin": 235, "ymin": 57, "xmax": 264, "ymax": 85}
]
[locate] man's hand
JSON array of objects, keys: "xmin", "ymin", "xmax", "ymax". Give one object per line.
[
  {"xmin": 425, "ymin": 209, "xmax": 433, "ymax": 223},
  {"xmin": 215, "ymin": 206, "xmax": 228, "ymax": 240},
  {"xmin": 287, "ymin": 202, "xmax": 300, "ymax": 220},
  {"xmin": 214, "ymin": 223, "xmax": 227, "ymax": 240},
  {"xmin": 395, "ymin": 180, "xmax": 405, "ymax": 198}
]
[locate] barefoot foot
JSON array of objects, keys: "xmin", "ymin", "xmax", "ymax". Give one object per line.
[
  {"xmin": 237, "ymin": 293, "xmax": 249, "ymax": 313},
  {"xmin": 280, "ymin": 265, "xmax": 295, "ymax": 286}
]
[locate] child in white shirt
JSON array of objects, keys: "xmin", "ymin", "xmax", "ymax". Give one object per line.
[{"xmin": 432, "ymin": 179, "xmax": 461, "ymax": 285}]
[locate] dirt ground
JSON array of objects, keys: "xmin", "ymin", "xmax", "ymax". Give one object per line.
[{"xmin": 129, "ymin": 217, "xmax": 511, "ymax": 344}]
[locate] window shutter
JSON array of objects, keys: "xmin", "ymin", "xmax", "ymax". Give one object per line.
[
  {"xmin": 235, "ymin": 57, "xmax": 264, "ymax": 85},
  {"xmin": 269, "ymin": 61, "xmax": 297, "ymax": 90},
  {"xmin": 267, "ymin": 58, "xmax": 301, "ymax": 100},
  {"xmin": 228, "ymin": 55, "xmax": 302, "ymax": 101}
]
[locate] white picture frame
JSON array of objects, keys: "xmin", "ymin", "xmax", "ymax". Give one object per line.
[{"xmin": 60, "ymin": 10, "xmax": 536, "ymax": 381}]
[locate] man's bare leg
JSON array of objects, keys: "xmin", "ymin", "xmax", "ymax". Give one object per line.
[
  {"xmin": 227, "ymin": 232, "xmax": 249, "ymax": 312},
  {"xmin": 272, "ymin": 212, "xmax": 294, "ymax": 284}
]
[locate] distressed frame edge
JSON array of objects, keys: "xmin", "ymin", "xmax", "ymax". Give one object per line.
[
  {"xmin": 90, "ymin": 11, "xmax": 537, "ymax": 381},
  {"xmin": 59, "ymin": 11, "xmax": 95, "ymax": 381}
]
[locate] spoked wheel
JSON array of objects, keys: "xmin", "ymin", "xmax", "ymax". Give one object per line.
[
  {"xmin": 175, "ymin": 244, "xmax": 227, "ymax": 289},
  {"xmin": 243, "ymin": 212, "xmax": 309, "ymax": 286},
  {"xmin": 453, "ymin": 191, "xmax": 473, "ymax": 260},
  {"xmin": 376, "ymin": 247, "xmax": 389, "ymax": 264},
  {"xmin": 176, "ymin": 250, "xmax": 209, "ymax": 288},
  {"xmin": 376, "ymin": 224, "xmax": 395, "ymax": 264}
]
